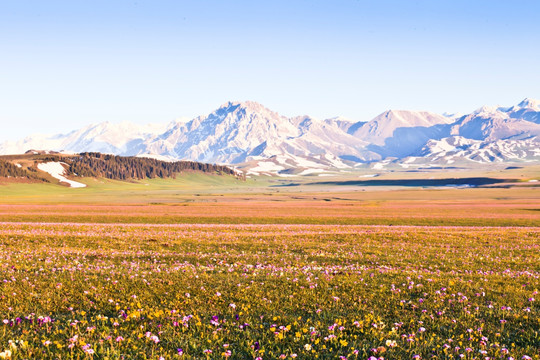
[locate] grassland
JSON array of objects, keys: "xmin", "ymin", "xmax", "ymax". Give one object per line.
[
  {"xmin": 0, "ymin": 167, "xmax": 539, "ymax": 359},
  {"xmin": 0, "ymin": 223, "xmax": 538, "ymax": 359},
  {"xmin": 0, "ymin": 166, "xmax": 539, "ymax": 227}
]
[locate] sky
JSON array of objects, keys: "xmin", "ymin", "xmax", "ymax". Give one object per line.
[{"xmin": 1, "ymin": 0, "xmax": 540, "ymax": 141}]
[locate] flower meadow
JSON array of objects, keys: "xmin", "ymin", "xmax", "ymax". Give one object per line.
[{"xmin": 0, "ymin": 222, "xmax": 538, "ymax": 359}]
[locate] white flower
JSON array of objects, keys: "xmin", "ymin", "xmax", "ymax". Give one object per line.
[
  {"xmin": 385, "ymin": 339, "xmax": 397, "ymax": 348},
  {"xmin": 0, "ymin": 350, "xmax": 12, "ymax": 359}
]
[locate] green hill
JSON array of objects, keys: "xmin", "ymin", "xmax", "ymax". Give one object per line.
[{"xmin": 0, "ymin": 152, "xmax": 243, "ymax": 185}]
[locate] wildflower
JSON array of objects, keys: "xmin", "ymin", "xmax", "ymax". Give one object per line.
[
  {"xmin": 304, "ymin": 344, "xmax": 312, "ymax": 351},
  {"xmin": 116, "ymin": 336, "xmax": 124, "ymax": 342},
  {"xmin": 177, "ymin": 348, "xmax": 184, "ymax": 356},
  {"xmin": 82, "ymin": 344, "xmax": 94, "ymax": 354},
  {"xmin": 385, "ymin": 340, "xmax": 397, "ymax": 348}
]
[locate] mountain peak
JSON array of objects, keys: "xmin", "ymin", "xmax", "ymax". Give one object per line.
[
  {"xmin": 473, "ymin": 105, "xmax": 504, "ymax": 115},
  {"xmin": 517, "ymin": 98, "xmax": 540, "ymax": 109},
  {"xmin": 218, "ymin": 100, "xmax": 268, "ymax": 112}
]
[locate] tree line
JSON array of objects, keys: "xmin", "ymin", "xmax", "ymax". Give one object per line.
[
  {"xmin": 0, "ymin": 159, "xmax": 50, "ymax": 182},
  {"xmin": 67, "ymin": 153, "xmax": 240, "ymax": 180},
  {"xmin": 0, "ymin": 153, "xmax": 243, "ymax": 182}
]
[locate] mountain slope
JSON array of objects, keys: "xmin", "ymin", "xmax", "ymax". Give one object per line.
[
  {"xmin": 349, "ymin": 110, "xmax": 454, "ymax": 145},
  {"xmin": 451, "ymin": 106, "xmax": 540, "ymax": 141},
  {"xmin": 347, "ymin": 110, "xmax": 456, "ymax": 158}
]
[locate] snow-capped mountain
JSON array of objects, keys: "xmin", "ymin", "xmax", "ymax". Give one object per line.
[
  {"xmin": 451, "ymin": 104, "xmax": 540, "ymax": 141},
  {"xmin": 1, "ymin": 98, "xmax": 539, "ymax": 174},
  {"xmin": 348, "ymin": 110, "xmax": 455, "ymax": 158},
  {"xmin": 349, "ymin": 110, "xmax": 454, "ymax": 145},
  {"xmin": 0, "ymin": 121, "xmax": 167, "ymax": 156},
  {"xmin": 142, "ymin": 101, "xmax": 377, "ymax": 173}
]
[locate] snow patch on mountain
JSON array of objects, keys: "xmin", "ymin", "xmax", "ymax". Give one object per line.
[{"xmin": 418, "ymin": 136, "xmax": 540, "ymax": 164}]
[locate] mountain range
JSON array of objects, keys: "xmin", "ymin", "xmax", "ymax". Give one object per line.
[{"xmin": 1, "ymin": 98, "xmax": 539, "ymax": 175}]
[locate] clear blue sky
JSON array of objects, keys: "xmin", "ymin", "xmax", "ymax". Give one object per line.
[{"xmin": 1, "ymin": 0, "xmax": 539, "ymax": 141}]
